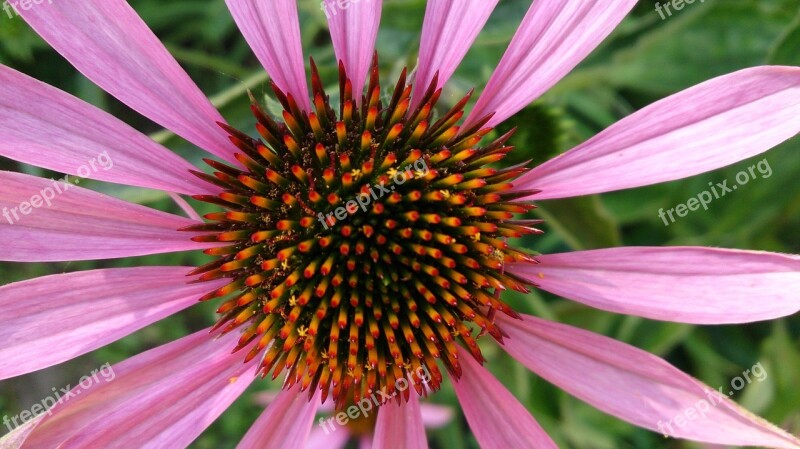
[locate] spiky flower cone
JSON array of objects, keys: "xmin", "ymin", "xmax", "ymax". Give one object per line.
[{"xmin": 184, "ymin": 54, "xmax": 541, "ymax": 409}]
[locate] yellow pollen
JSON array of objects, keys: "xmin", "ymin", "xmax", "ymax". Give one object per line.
[{"xmin": 297, "ymin": 325, "xmax": 309, "ymax": 338}]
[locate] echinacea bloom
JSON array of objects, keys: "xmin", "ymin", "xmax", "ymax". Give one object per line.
[{"xmin": 1, "ymin": 0, "xmax": 800, "ymax": 448}]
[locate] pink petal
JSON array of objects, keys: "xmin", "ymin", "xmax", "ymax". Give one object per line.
[
  {"xmin": 17, "ymin": 1, "xmax": 235, "ymax": 163},
  {"xmin": 169, "ymin": 192, "xmax": 204, "ymax": 221},
  {"xmin": 305, "ymin": 426, "xmax": 350, "ymax": 449},
  {"xmin": 466, "ymin": 0, "xmax": 637, "ymax": 128},
  {"xmin": 19, "ymin": 330, "xmax": 258, "ymax": 449},
  {"xmin": 510, "ymin": 246, "xmax": 800, "ymax": 324},
  {"xmin": 0, "ymin": 171, "xmax": 204, "ymax": 262},
  {"xmin": 0, "ymin": 417, "xmax": 40, "ymax": 448},
  {"xmin": 323, "ymin": 0, "xmax": 383, "ymax": 101},
  {"xmin": 373, "ymin": 393, "xmax": 427, "ymax": 449},
  {"xmin": 411, "ymin": 0, "xmax": 499, "ymax": 109},
  {"xmin": 450, "ymin": 354, "xmax": 558, "ymax": 449},
  {"xmin": 498, "ymin": 314, "xmax": 800, "ymax": 448},
  {"xmin": 237, "ymin": 386, "xmax": 321, "ymax": 449},
  {"xmin": 419, "ymin": 404, "xmax": 453, "ymax": 429},
  {"xmin": 225, "ymin": 0, "xmax": 310, "ymax": 111},
  {"xmin": 0, "ymin": 65, "xmax": 211, "ymax": 195},
  {"xmin": 0, "ymin": 267, "xmax": 224, "ymax": 380},
  {"xmin": 252, "ymin": 390, "xmax": 281, "ymax": 407},
  {"xmin": 514, "ymin": 66, "xmax": 800, "ymax": 200}
]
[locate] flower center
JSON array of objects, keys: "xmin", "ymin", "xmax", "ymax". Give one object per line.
[{"xmin": 185, "ymin": 54, "xmax": 541, "ymax": 408}]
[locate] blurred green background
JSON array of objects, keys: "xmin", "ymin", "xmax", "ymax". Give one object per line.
[{"xmin": 1, "ymin": 0, "xmax": 799, "ymax": 447}]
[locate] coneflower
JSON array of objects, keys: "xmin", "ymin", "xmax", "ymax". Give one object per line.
[
  {"xmin": 187, "ymin": 54, "xmax": 538, "ymax": 409},
  {"xmin": 1, "ymin": 1, "xmax": 799, "ymax": 448}
]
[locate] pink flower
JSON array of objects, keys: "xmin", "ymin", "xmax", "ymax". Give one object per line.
[{"xmin": 1, "ymin": 1, "xmax": 799, "ymax": 448}]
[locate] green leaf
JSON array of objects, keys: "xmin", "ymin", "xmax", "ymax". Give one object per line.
[
  {"xmin": 494, "ymin": 102, "xmax": 570, "ymax": 167},
  {"xmin": 536, "ymin": 196, "xmax": 622, "ymax": 250},
  {"xmin": 766, "ymin": 8, "xmax": 800, "ymax": 65}
]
